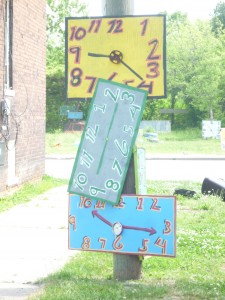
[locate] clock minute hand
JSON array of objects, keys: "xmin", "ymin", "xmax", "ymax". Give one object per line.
[
  {"xmin": 120, "ymin": 59, "xmax": 143, "ymax": 81},
  {"xmin": 92, "ymin": 210, "xmax": 112, "ymax": 227}
]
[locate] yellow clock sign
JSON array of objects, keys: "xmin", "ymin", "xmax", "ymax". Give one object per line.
[{"xmin": 65, "ymin": 15, "xmax": 166, "ymax": 100}]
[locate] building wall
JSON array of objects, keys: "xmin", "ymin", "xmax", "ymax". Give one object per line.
[{"xmin": 0, "ymin": 0, "xmax": 46, "ymax": 193}]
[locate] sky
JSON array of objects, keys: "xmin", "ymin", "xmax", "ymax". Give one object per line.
[{"xmin": 84, "ymin": 0, "xmax": 221, "ymax": 21}]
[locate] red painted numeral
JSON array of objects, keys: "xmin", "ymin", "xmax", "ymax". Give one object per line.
[
  {"xmin": 137, "ymin": 197, "xmax": 144, "ymax": 211},
  {"xmin": 139, "ymin": 239, "xmax": 149, "ymax": 253},
  {"xmin": 150, "ymin": 198, "xmax": 161, "ymax": 211},
  {"xmin": 163, "ymin": 220, "xmax": 172, "ymax": 235},
  {"xmin": 70, "ymin": 67, "xmax": 83, "ymax": 87},
  {"xmin": 108, "ymin": 19, "xmax": 123, "ymax": 33},
  {"xmin": 69, "ymin": 46, "xmax": 81, "ymax": 64},
  {"xmin": 70, "ymin": 26, "xmax": 86, "ymax": 40},
  {"xmin": 68, "ymin": 215, "xmax": 76, "ymax": 231},
  {"xmin": 79, "ymin": 197, "xmax": 92, "ymax": 208},
  {"xmin": 85, "ymin": 76, "xmax": 97, "ymax": 93},
  {"xmin": 81, "ymin": 236, "xmax": 91, "ymax": 250},
  {"xmin": 98, "ymin": 238, "xmax": 107, "ymax": 249},
  {"xmin": 88, "ymin": 19, "xmax": 102, "ymax": 33},
  {"xmin": 140, "ymin": 18, "xmax": 148, "ymax": 36},
  {"xmin": 155, "ymin": 237, "xmax": 167, "ymax": 254},
  {"xmin": 147, "ymin": 39, "xmax": 161, "ymax": 60},
  {"xmin": 94, "ymin": 201, "xmax": 106, "ymax": 209},
  {"xmin": 113, "ymin": 235, "xmax": 124, "ymax": 250}
]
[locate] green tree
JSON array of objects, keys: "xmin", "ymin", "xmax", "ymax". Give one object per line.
[
  {"xmin": 211, "ymin": 1, "xmax": 225, "ymax": 34},
  {"xmin": 166, "ymin": 15, "xmax": 222, "ymax": 128},
  {"xmin": 46, "ymin": 0, "xmax": 88, "ymax": 131}
]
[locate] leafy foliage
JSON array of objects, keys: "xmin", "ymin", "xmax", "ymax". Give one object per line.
[
  {"xmin": 211, "ymin": 1, "xmax": 225, "ymax": 34},
  {"xmin": 46, "ymin": 0, "xmax": 88, "ymax": 131}
]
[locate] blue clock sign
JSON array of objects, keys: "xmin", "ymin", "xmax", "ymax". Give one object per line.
[
  {"xmin": 68, "ymin": 79, "xmax": 147, "ymax": 205},
  {"xmin": 68, "ymin": 194, "xmax": 176, "ymax": 257}
]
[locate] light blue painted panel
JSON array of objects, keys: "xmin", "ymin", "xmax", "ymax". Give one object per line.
[{"xmin": 69, "ymin": 194, "xmax": 176, "ymax": 257}]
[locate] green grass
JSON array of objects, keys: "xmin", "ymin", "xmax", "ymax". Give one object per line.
[
  {"xmin": 0, "ymin": 175, "xmax": 67, "ymax": 213},
  {"xmin": 46, "ymin": 128, "xmax": 225, "ymax": 156},
  {"xmin": 31, "ymin": 180, "xmax": 225, "ymax": 300}
]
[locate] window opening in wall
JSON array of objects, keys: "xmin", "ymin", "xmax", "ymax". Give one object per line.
[{"xmin": 4, "ymin": 0, "xmax": 13, "ymax": 90}]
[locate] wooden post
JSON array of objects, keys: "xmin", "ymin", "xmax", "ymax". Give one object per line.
[{"xmin": 102, "ymin": 0, "xmax": 142, "ymax": 281}]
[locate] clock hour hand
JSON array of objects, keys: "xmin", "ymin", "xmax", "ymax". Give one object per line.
[
  {"xmin": 88, "ymin": 50, "xmax": 143, "ymax": 81},
  {"xmin": 88, "ymin": 53, "xmax": 110, "ymax": 58}
]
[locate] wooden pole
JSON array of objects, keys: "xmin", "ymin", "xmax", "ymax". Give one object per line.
[{"xmin": 102, "ymin": 0, "xmax": 142, "ymax": 281}]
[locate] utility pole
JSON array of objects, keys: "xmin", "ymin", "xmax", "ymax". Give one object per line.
[{"xmin": 102, "ymin": 0, "xmax": 142, "ymax": 281}]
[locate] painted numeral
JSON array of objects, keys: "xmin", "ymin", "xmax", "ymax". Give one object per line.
[
  {"xmin": 88, "ymin": 19, "xmax": 102, "ymax": 33},
  {"xmin": 104, "ymin": 88, "xmax": 120, "ymax": 102},
  {"xmin": 163, "ymin": 220, "xmax": 172, "ymax": 235},
  {"xmin": 155, "ymin": 237, "xmax": 167, "ymax": 254},
  {"xmin": 69, "ymin": 46, "xmax": 81, "ymax": 64},
  {"xmin": 89, "ymin": 186, "xmax": 106, "ymax": 196},
  {"xmin": 129, "ymin": 104, "xmax": 141, "ymax": 121},
  {"xmin": 112, "ymin": 158, "xmax": 123, "ymax": 176},
  {"xmin": 94, "ymin": 201, "xmax": 106, "ymax": 209},
  {"xmin": 140, "ymin": 18, "xmax": 149, "ymax": 36},
  {"xmin": 70, "ymin": 67, "xmax": 83, "ymax": 87},
  {"xmin": 98, "ymin": 237, "xmax": 107, "ymax": 249},
  {"xmin": 79, "ymin": 196, "xmax": 92, "ymax": 208},
  {"xmin": 137, "ymin": 197, "xmax": 144, "ymax": 211},
  {"xmin": 85, "ymin": 125, "xmax": 99, "ymax": 143},
  {"xmin": 137, "ymin": 80, "xmax": 153, "ymax": 94},
  {"xmin": 108, "ymin": 19, "xmax": 123, "ymax": 33},
  {"xmin": 70, "ymin": 26, "xmax": 86, "ymax": 40},
  {"xmin": 80, "ymin": 149, "xmax": 94, "ymax": 168},
  {"xmin": 68, "ymin": 215, "xmax": 76, "ymax": 231},
  {"xmin": 85, "ymin": 76, "xmax": 97, "ymax": 93},
  {"xmin": 113, "ymin": 235, "xmax": 124, "ymax": 250},
  {"xmin": 81, "ymin": 236, "xmax": 91, "ymax": 250},
  {"xmin": 121, "ymin": 91, "xmax": 135, "ymax": 104},
  {"xmin": 114, "ymin": 139, "xmax": 128, "ymax": 157},
  {"xmin": 139, "ymin": 239, "xmax": 149, "ymax": 253},
  {"xmin": 114, "ymin": 197, "xmax": 125, "ymax": 209},
  {"xmin": 146, "ymin": 61, "xmax": 160, "ymax": 78},
  {"xmin": 108, "ymin": 72, "xmax": 118, "ymax": 81},
  {"xmin": 73, "ymin": 172, "xmax": 87, "ymax": 191},
  {"xmin": 123, "ymin": 125, "xmax": 134, "ymax": 137},
  {"xmin": 147, "ymin": 39, "xmax": 161, "ymax": 60},
  {"xmin": 105, "ymin": 179, "xmax": 120, "ymax": 192},
  {"xmin": 150, "ymin": 198, "xmax": 161, "ymax": 211},
  {"xmin": 94, "ymin": 103, "xmax": 106, "ymax": 113}
]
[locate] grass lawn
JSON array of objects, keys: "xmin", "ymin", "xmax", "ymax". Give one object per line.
[
  {"xmin": 45, "ymin": 128, "xmax": 225, "ymax": 156},
  {"xmin": 0, "ymin": 175, "xmax": 67, "ymax": 213},
  {"xmin": 31, "ymin": 180, "xmax": 225, "ymax": 300}
]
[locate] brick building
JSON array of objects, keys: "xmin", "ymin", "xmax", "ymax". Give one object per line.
[{"xmin": 0, "ymin": 0, "xmax": 46, "ymax": 193}]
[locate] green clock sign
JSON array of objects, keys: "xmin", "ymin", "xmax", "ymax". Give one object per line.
[{"xmin": 68, "ymin": 79, "xmax": 147, "ymax": 205}]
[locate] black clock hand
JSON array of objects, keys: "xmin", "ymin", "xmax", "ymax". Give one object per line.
[
  {"xmin": 88, "ymin": 53, "xmax": 110, "ymax": 58},
  {"xmin": 88, "ymin": 50, "xmax": 143, "ymax": 80},
  {"xmin": 119, "ymin": 60, "xmax": 143, "ymax": 80}
]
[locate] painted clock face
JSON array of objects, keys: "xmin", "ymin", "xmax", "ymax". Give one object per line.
[
  {"xmin": 68, "ymin": 194, "xmax": 176, "ymax": 257},
  {"xmin": 68, "ymin": 79, "xmax": 147, "ymax": 205},
  {"xmin": 65, "ymin": 15, "xmax": 166, "ymax": 100}
]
